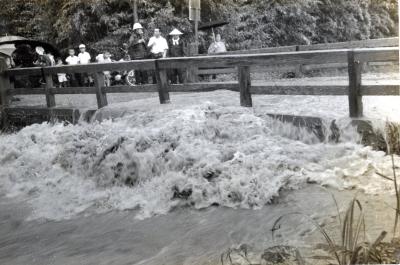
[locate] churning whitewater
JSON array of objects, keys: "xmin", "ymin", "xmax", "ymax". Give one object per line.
[{"xmin": 0, "ymin": 98, "xmax": 398, "ymax": 221}]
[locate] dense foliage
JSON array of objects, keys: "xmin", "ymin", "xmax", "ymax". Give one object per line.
[{"xmin": 0, "ymin": 0, "xmax": 397, "ymax": 57}]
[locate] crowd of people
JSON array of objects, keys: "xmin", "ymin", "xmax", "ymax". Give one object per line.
[{"xmin": 8, "ymin": 23, "xmax": 228, "ymax": 87}]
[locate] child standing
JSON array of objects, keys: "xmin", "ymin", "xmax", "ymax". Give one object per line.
[
  {"xmin": 78, "ymin": 44, "xmax": 92, "ymax": 86},
  {"xmin": 56, "ymin": 58, "xmax": 68, "ymax": 87},
  {"xmin": 102, "ymin": 51, "xmax": 112, "ymax": 87},
  {"xmin": 65, "ymin": 48, "xmax": 79, "ymax": 87}
]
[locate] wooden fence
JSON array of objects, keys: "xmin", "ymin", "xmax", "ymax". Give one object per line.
[
  {"xmin": 197, "ymin": 37, "xmax": 399, "ymax": 76},
  {"xmin": 0, "ymin": 45, "xmax": 399, "ymax": 126}
]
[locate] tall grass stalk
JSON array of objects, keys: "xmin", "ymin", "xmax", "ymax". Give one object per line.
[{"xmin": 272, "ymin": 198, "xmax": 383, "ymax": 265}]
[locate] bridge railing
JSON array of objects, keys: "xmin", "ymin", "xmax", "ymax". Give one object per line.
[
  {"xmin": 0, "ymin": 47, "xmax": 399, "ymax": 119},
  {"xmin": 197, "ymin": 37, "xmax": 399, "ymax": 76}
]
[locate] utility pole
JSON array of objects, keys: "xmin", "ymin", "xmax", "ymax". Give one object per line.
[
  {"xmin": 189, "ymin": 0, "xmax": 201, "ymax": 54},
  {"xmin": 131, "ymin": 0, "xmax": 138, "ymax": 23}
]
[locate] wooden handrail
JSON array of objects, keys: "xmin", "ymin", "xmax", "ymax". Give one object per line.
[
  {"xmin": 220, "ymin": 37, "xmax": 398, "ymax": 55},
  {"xmin": 0, "ymin": 46, "xmax": 399, "ymax": 121},
  {"xmin": 5, "ymin": 59, "xmax": 156, "ymax": 77},
  {"xmin": 4, "ymin": 47, "xmax": 398, "ymax": 77}
]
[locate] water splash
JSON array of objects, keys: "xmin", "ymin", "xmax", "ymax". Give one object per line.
[{"xmin": 0, "ymin": 101, "xmax": 398, "ymax": 220}]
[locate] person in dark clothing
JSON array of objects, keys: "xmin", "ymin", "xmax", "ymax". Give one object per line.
[
  {"xmin": 128, "ymin": 22, "xmax": 148, "ymax": 85},
  {"xmin": 168, "ymin": 28, "xmax": 186, "ymax": 84},
  {"xmin": 12, "ymin": 44, "xmax": 35, "ymax": 68},
  {"xmin": 12, "ymin": 44, "xmax": 42, "ymax": 88}
]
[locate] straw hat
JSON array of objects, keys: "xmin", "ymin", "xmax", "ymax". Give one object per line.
[
  {"xmin": 169, "ymin": 28, "xmax": 183, "ymax": 35},
  {"xmin": 79, "ymin": 44, "xmax": 86, "ymax": 49}
]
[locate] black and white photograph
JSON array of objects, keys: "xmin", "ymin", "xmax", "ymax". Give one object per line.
[{"xmin": 0, "ymin": 0, "xmax": 399, "ymax": 264}]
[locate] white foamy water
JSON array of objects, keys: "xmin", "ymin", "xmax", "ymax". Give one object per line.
[{"xmin": 1, "ymin": 91, "xmax": 399, "ymax": 221}]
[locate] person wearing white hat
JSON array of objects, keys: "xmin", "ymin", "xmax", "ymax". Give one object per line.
[
  {"xmin": 168, "ymin": 28, "xmax": 186, "ymax": 84},
  {"xmin": 33, "ymin": 46, "xmax": 52, "ymax": 67},
  {"xmin": 128, "ymin": 22, "xmax": 149, "ymax": 84},
  {"xmin": 78, "ymin": 44, "xmax": 91, "ymax": 64},
  {"xmin": 77, "ymin": 43, "xmax": 92, "ymax": 86}
]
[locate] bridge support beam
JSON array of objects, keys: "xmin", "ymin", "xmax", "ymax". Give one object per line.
[
  {"xmin": 155, "ymin": 62, "xmax": 170, "ymax": 104},
  {"xmin": 94, "ymin": 72, "xmax": 108, "ymax": 109},
  {"xmin": 348, "ymin": 51, "xmax": 363, "ymax": 118},
  {"xmin": 0, "ymin": 58, "xmax": 10, "ymax": 129},
  {"xmin": 44, "ymin": 74, "xmax": 56, "ymax": 108},
  {"xmin": 238, "ymin": 66, "xmax": 252, "ymax": 107}
]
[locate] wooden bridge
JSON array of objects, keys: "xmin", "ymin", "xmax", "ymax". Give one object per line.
[{"xmin": 0, "ymin": 37, "xmax": 399, "ymax": 128}]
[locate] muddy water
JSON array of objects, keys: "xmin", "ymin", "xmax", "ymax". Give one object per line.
[
  {"xmin": 1, "ymin": 78, "xmax": 399, "ymax": 264},
  {"xmin": 0, "ymin": 186, "xmax": 395, "ymax": 265}
]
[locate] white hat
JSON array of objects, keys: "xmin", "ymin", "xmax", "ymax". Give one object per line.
[
  {"xmin": 133, "ymin": 23, "xmax": 143, "ymax": 30},
  {"xmin": 35, "ymin": 46, "xmax": 44, "ymax": 55},
  {"xmin": 79, "ymin": 44, "xmax": 86, "ymax": 48},
  {"xmin": 169, "ymin": 28, "xmax": 183, "ymax": 35}
]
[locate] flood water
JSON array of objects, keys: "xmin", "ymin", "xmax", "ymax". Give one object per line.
[
  {"xmin": 1, "ymin": 87, "xmax": 399, "ymax": 264},
  {"xmin": 1, "ymin": 186, "xmax": 395, "ymax": 265}
]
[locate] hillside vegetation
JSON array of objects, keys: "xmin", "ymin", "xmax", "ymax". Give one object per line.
[{"xmin": 0, "ymin": 0, "xmax": 398, "ymax": 57}]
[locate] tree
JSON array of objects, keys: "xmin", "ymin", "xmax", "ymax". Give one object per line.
[{"xmin": 0, "ymin": 0, "xmax": 397, "ymax": 56}]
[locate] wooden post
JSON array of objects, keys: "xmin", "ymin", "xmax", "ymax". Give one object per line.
[
  {"xmin": 0, "ymin": 58, "xmax": 9, "ymax": 105},
  {"xmin": 155, "ymin": 62, "xmax": 170, "ymax": 104},
  {"xmin": 186, "ymin": 43, "xmax": 198, "ymax": 83},
  {"xmin": 238, "ymin": 65, "xmax": 252, "ymax": 107},
  {"xmin": 194, "ymin": 19, "xmax": 199, "ymax": 54},
  {"xmin": 347, "ymin": 51, "xmax": 363, "ymax": 118},
  {"xmin": 44, "ymin": 74, "xmax": 56, "ymax": 108},
  {"xmin": 93, "ymin": 72, "xmax": 108, "ymax": 108},
  {"xmin": 0, "ymin": 58, "xmax": 10, "ymax": 127}
]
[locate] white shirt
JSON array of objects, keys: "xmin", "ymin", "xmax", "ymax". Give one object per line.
[
  {"xmin": 78, "ymin": 51, "xmax": 91, "ymax": 64},
  {"xmin": 172, "ymin": 38, "xmax": 180, "ymax": 45},
  {"xmin": 65, "ymin": 55, "xmax": 79, "ymax": 65},
  {"xmin": 148, "ymin": 36, "xmax": 169, "ymax": 54},
  {"xmin": 96, "ymin": 54, "xmax": 104, "ymax": 62},
  {"xmin": 208, "ymin": 41, "xmax": 227, "ymax": 54}
]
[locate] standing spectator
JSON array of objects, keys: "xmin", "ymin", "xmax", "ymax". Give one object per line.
[
  {"xmin": 78, "ymin": 44, "xmax": 91, "ymax": 64},
  {"xmin": 95, "ymin": 53, "xmax": 104, "ymax": 63},
  {"xmin": 128, "ymin": 23, "xmax": 148, "ymax": 85},
  {"xmin": 168, "ymin": 28, "xmax": 185, "ymax": 84},
  {"xmin": 33, "ymin": 46, "xmax": 52, "ymax": 67},
  {"xmin": 33, "ymin": 46, "xmax": 52, "ymax": 86},
  {"xmin": 101, "ymin": 51, "xmax": 113, "ymax": 87},
  {"xmin": 56, "ymin": 58, "xmax": 67, "ymax": 88},
  {"xmin": 47, "ymin": 52, "xmax": 56, "ymax": 66},
  {"xmin": 121, "ymin": 43, "xmax": 130, "ymax": 61},
  {"xmin": 12, "ymin": 44, "xmax": 35, "ymax": 68},
  {"xmin": 208, "ymin": 34, "xmax": 227, "ymax": 80},
  {"xmin": 12, "ymin": 44, "xmax": 37, "ymax": 88},
  {"xmin": 78, "ymin": 44, "xmax": 92, "ymax": 86},
  {"xmin": 147, "ymin": 28, "xmax": 169, "ymax": 83},
  {"xmin": 207, "ymin": 33, "xmax": 227, "ymax": 54},
  {"xmin": 65, "ymin": 48, "xmax": 79, "ymax": 87}
]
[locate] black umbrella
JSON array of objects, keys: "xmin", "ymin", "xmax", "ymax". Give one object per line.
[
  {"xmin": 0, "ymin": 39, "xmax": 60, "ymax": 57},
  {"xmin": 198, "ymin": 20, "xmax": 229, "ymax": 31}
]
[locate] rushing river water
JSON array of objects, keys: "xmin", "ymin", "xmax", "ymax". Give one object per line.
[{"xmin": 0, "ymin": 89, "xmax": 399, "ymax": 264}]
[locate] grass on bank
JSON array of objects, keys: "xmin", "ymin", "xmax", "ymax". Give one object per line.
[{"xmin": 221, "ymin": 122, "xmax": 399, "ymax": 265}]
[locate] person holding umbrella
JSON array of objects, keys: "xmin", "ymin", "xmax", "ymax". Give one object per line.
[
  {"xmin": 207, "ymin": 33, "xmax": 227, "ymax": 54},
  {"xmin": 168, "ymin": 28, "xmax": 186, "ymax": 84}
]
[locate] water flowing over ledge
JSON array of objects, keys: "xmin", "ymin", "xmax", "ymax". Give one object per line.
[{"xmin": 0, "ymin": 95, "xmax": 398, "ymax": 221}]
